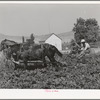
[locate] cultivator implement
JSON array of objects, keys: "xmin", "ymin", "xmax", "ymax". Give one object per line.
[{"xmin": 11, "ymin": 59, "xmax": 44, "ymax": 67}]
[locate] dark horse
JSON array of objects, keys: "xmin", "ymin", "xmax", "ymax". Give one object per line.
[
  {"xmin": 9, "ymin": 43, "xmax": 62, "ymax": 69},
  {"xmin": 0, "ymin": 39, "xmax": 17, "ymax": 51},
  {"xmin": 0, "ymin": 39, "xmax": 18, "ymax": 60}
]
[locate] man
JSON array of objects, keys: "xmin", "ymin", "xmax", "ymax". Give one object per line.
[{"xmin": 78, "ymin": 39, "xmax": 90, "ymax": 57}]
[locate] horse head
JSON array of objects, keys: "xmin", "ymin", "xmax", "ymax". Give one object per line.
[{"xmin": 0, "ymin": 39, "xmax": 18, "ymax": 51}]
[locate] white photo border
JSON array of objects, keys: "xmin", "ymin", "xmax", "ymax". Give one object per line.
[{"xmin": 0, "ymin": 1, "xmax": 100, "ymax": 99}]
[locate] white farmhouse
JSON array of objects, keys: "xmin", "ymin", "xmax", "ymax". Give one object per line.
[{"xmin": 39, "ymin": 33, "xmax": 62, "ymax": 50}]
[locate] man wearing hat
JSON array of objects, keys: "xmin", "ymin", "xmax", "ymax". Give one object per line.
[{"xmin": 78, "ymin": 39, "xmax": 90, "ymax": 57}]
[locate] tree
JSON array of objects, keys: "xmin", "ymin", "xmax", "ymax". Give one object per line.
[
  {"xmin": 22, "ymin": 36, "xmax": 25, "ymax": 43},
  {"xmin": 30, "ymin": 33, "xmax": 35, "ymax": 41},
  {"xmin": 30, "ymin": 33, "xmax": 35, "ymax": 44},
  {"xmin": 70, "ymin": 39, "xmax": 76, "ymax": 47},
  {"xmin": 73, "ymin": 17, "xmax": 99, "ymax": 43}
]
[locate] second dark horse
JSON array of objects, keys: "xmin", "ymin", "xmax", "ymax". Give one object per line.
[{"xmin": 9, "ymin": 43, "xmax": 62, "ymax": 69}]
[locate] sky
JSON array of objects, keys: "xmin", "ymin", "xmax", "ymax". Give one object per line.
[{"xmin": 0, "ymin": 4, "xmax": 100, "ymax": 36}]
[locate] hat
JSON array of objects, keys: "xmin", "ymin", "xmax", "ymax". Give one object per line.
[{"xmin": 81, "ymin": 39, "xmax": 85, "ymax": 43}]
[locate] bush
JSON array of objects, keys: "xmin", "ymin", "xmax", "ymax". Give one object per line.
[{"xmin": 73, "ymin": 17, "xmax": 99, "ymax": 43}]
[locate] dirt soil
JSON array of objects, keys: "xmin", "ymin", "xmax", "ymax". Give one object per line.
[{"xmin": 0, "ymin": 51, "xmax": 100, "ymax": 89}]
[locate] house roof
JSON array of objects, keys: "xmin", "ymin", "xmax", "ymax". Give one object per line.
[{"xmin": 39, "ymin": 33, "xmax": 62, "ymax": 42}]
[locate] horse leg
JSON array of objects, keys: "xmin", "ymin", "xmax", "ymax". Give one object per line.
[
  {"xmin": 52, "ymin": 57, "xmax": 58, "ymax": 66},
  {"xmin": 48, "ymin": 55, "xmax": 57, "ymax": 66},
  {"xmin": 23, "ymin": 59, "xmax": 27, "ymax": 69},
  {"xmin": 48, "ymin": 56, "xmax": 60, "ymax": 71},
  {"xmin": 41, "ymin": 53, "xmax": 47, "ymax": 67},
  {"xmin": 43, "ymin": 57, "xmax": 47, "ymax": 67}
]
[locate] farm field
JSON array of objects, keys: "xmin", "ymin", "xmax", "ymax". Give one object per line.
[{"xmin": 0, "ymin": 50, "xmax": 100, "ymax": 89}]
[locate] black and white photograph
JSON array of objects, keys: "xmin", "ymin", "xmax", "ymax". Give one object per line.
[{"xmin": 0, "ymin": 1, "xmax": 100, "ymax": 92}]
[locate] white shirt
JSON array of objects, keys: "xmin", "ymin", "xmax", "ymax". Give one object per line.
[{"xmin": 81, "ymin": 43, "xmax": 90, "ymax": 51}]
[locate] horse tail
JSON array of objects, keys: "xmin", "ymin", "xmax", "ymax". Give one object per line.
[{"xmin": 53, "ymin": 46, "xmax": 62, "ymax": 57}]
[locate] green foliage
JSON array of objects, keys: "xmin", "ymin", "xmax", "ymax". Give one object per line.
[
  {"xmin": 73, "ymin": 17, "xmax": 99, "ymax": 43},
  {"xmin": 27, "ymin": 33, "xmax": 35, "ymax": 45},
  {"xmin": 22, "ymin": 36, "xmax": 25, "ymax": 43},
  {"xmin": 70, "ymin": 39, "xmax": 76, "ymax": 47},
  {"xmin": 69, "ymin": 39, "xmax": 81, "ymax": 54},
  {"xmin": 30, "ymin": 33, "xmax": 35, "ymax": 44},
  {"xmin": 30, "ymin": 33, "xmax": 35, "ymax": 42},
  {"xmin": 1, "ymin": 52, "xmax": 100, "ymax": 89},
  {"xmin": 62, "ymin": 42, "xmax": 70, "ymax": 50},
  {"xmin": 1, "ymin": 47, "xmax": 100, "ymax": 89}
]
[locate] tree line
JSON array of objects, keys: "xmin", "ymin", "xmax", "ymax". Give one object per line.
[{"xmin": 73, "ymin": 17, "xmax": 100, "ymax": 44}]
